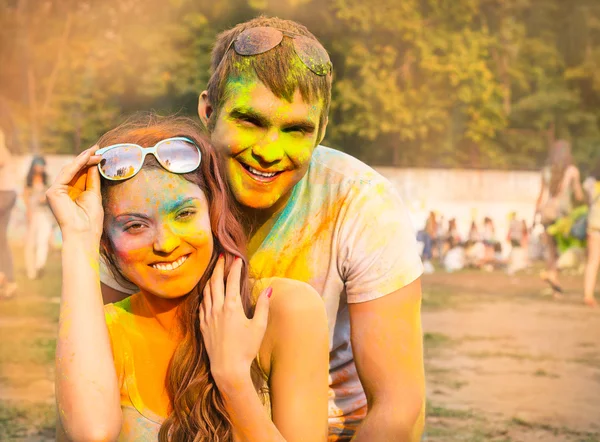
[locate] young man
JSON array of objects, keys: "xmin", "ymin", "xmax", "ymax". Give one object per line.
[{"xmin": 101, "ymin": 17, "xmax": 425, "ymax": 441}]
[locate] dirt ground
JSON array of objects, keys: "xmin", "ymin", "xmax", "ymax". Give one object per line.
[
  {"xmin": 423, "ymin": 268, "xmax": 600, "ymax": 442},
  {"xmin": 1, "ymin": 249, "xmax": 599, "ymax": 441}
]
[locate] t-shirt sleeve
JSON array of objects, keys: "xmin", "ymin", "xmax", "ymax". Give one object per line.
[
  {"xmin": 104, "ymin": 304, "xmax": 125, "ymax": 390},
  {"xmin": 338, "ymin": 179, "xmax": 423, "ymax": 304},
  {"xmin": 100, "ymin": 254, "xmax": 138, "ymax": 295}
]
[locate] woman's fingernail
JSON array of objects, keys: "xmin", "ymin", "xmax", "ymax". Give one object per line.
[{"xmin": 266, "ymin": 287, "xmax": 273, "ymax": 298}]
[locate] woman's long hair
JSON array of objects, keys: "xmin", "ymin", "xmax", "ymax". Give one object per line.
[
  {"xmin": 97, "ymin": 114, "xmax": 266, "ymax": 441},
  {"xmin": 590, "ymin": 156, "xmax": 600, "ymax": 181},
  {"xmin": 25, "ymin": 156, "xmax": 48, "ymax": 188},
  {"xmin": 547, "ymin": 140, "xmax": 573, "ymax": 197}
]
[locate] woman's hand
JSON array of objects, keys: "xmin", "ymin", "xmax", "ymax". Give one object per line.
[
  {"xmin": 46, "ymin": 147, "xmax": 103, "ymax": 243},
  {"xmin": 199, "ymin": 256, "xmax": 270, "ymax": 388}
]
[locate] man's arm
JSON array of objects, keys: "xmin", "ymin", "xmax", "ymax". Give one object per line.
[{"xmin": 349, "ymin": 278, "xmax": 425, "ymax": 442}]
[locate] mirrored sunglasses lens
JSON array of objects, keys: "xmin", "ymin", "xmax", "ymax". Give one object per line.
[
  {"xmin": 293, "ymin": 36, "xmax": 331, "ymax": 76},
  {"xmin": 156, "ymin": 140, "xmax": 200, "ymax": 173},
  {"xmin": 234, "ymin": 27, "xmax": 283, "ymax": 56},
  {"xmin": 99, "ymin": 145, "xmax": 142, "ymax": 180}
]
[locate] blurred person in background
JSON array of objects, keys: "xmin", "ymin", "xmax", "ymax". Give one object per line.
[
  {"xmin": 520, "ymin": 220, "xmax": 530, "ymax": 250},
  {"xmin": 417, "ymin": 211, "xmax": 436, "ymax": 273},
  {"xmin": 465, "ymin": 220, "xmax": 484, "ymax": 269},
  {"xmin": 583, "ymin": 157, "xmax": 600, "ymax": 307},
  {"xmin": 23, "ymin": 155, "xmax": 52, "ymax": 280},
  {"xmin": 468, "ymin": 220, "xmax": 481, "ymax": 243},
  {"xmin": 482, "ymin": 217, "xmax": 497, "ymax": 270},
  {"xmin": 435, "ymin": 214, "xmax": 446, "ymax": 261},
  {"xmin": 446, "ymin": 218, "xmax": 461, "ymax": 250},
  {"xmin": 535, "ymin": 140, "xmax": 584, "ymax": 297},
  {"xmin": 0, "ymin": 128, "xmax": 17, "ymax": 298}
]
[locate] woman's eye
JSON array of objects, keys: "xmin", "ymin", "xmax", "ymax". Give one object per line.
[
  {"xmin": 177, "ymin": 209, "xmax": 196, "ymax": 220},
  {"xmin": 125, "ymin": 223, "xmax": 145, "ymax": 232}
]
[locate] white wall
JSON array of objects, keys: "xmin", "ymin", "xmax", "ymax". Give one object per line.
[
  {"xmin": 6, "ymin": 157, "xmax": 543, "ymax": 253},
  {"xmin": 374, "ymin": 167, "xmax": 542, "ymax": 254}
]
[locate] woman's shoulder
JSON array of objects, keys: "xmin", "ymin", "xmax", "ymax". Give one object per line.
[
  {"xmin": 103, "ymin": 295, "xmax": 139, "ymax": 327},
  {"xmin": 566, "ymin": 164, "xmax": 581, "ymax": 179},
  {"xmin": 256, "ymin": 277, "xmax": 328, "ymax": 377}
]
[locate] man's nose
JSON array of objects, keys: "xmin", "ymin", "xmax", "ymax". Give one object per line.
[{"xmin": 252, "ymin": 129, "xmax": 285, "ymax": 164}]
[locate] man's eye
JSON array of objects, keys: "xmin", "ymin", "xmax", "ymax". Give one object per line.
[
  {"xmin": 286, "ymin": 127, "xmax": 306, "ymax": 134},
  {"xmin": 239, "ymin": 116, "xmax": 261, "ymax": 127}
]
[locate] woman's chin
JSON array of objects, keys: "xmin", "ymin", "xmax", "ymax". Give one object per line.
[{"xmin": 138, "ymin": 281, "xmax": 200, "ymax": 300}]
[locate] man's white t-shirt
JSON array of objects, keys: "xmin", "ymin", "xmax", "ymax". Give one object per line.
[{"xmin": 100, "ymin": 146, "xmax": 423, "ymax": 440}]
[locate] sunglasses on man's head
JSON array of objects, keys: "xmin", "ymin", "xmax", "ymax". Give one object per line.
[
  {"xmin": 94, "ymin": 137, "xmax": 201, "ymax": 181},
  {"xmin": 223, "ymin": 26, "xmax": 332, "ymax": 76}
]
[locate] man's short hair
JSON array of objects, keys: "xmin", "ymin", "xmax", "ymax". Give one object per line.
[{"xmin": 206, "ymin": 16, "xmax": 332, "ymax": 140}]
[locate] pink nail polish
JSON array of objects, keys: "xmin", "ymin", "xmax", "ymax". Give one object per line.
[{"xmin": 266, "ymin": 287, "xmax": 273, "ymax": 298}]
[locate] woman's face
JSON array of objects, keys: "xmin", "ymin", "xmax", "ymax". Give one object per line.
[
  {"xmin": 33, "ymin": 163, "xmax": 45, "ymax": 174},
  {"xmin": 103, "ymin": 168, "xmax": 214, "ymax": 299}
]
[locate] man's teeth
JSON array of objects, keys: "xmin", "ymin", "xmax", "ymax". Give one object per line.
[
  {"xmin": 151, "ymin": 255, "xmax": 188, "ymax": 271},
  {"xmin": 247, "ymin": 165, "xmax": 277, "ymax": 178}
]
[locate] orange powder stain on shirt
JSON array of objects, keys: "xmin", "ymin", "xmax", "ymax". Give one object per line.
[{"xmin": 105, "ymin": 293, "xmax": 181, "ymax": 419}]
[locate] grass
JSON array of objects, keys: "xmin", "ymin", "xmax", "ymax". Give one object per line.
[
  {"xmin": 428, "ymin": 403, "xmax": 473, "ymax": 419},
  {"xmin": 424, "ymin": 332, "xmax": 454, "ymax": 348},
  {"xmin": 0, "ymin": 402, "xmax": 55, "ymax": 441},
  {"xmin": 509, "ymin": 417, "xmax": 600, "ymax": 440},
  {"xmin": 0, "ymin": 246, "xmax": 61, "ymax": 440},
  {"xmin": 533, "ymin": 369, "xmax": 560, "ymax": 378},
  {"xmin": 466, "ymin": 350, "xmax": 553, "ymax": 362}
]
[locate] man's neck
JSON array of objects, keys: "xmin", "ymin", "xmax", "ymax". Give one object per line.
[{"xmin": 239, "ymin": 192, "xmax": 292, "ymax": 257}]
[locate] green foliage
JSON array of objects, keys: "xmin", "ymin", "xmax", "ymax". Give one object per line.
[{"xmin": 0, "ymin": 0, "xmax": 599, "ymax": 169}]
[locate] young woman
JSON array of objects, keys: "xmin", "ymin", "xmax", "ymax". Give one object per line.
[
  {"xmin": 0, "ymin": 128, "xmax": 17, "ymax": 297},
  {"xmin": 23, "ymin": 156, "xmax": 53, "ymax": 280},
  {"xmin": 48, "ymin": 115, "xmax": 329, "ymax": 441},
  {"xmin": 583, "ymin": 158, "xmax": 600, "ymax": 307},
  {"xmin": 534, "ymin": 140, "xmax": 584, "ymax": 296}
]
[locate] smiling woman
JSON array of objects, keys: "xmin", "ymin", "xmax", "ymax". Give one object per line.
[{"xmin": 48, "ymin": 114, "xmax": 329, "ymax": 441}]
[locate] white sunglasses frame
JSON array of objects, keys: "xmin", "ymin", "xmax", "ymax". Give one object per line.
[{"xmin": 94, "ymin": 137, "xmax": 201, "ymax": 180}]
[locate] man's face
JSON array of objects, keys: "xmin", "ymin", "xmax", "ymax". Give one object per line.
[{"xmin": 205, "ymin": 77, "xmax": 325, "ymax": 213}]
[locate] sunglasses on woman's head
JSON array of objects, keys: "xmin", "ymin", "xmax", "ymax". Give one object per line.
[
  {"xmin": 94, "ymin": 137, "xmax": 202, "ymax": 181},
  {"xmin": 222, "ymin": 26, "xmax": 332, "ymax": 76}
]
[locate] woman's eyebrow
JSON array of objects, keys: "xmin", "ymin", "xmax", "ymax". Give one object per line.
[
  {"xmin": 114, "ymin": 212, "xmax": 151, "ymax": 221},
  {"xmin": 163, "ymin": 197, "xmax": 199, "ymax": 213}
]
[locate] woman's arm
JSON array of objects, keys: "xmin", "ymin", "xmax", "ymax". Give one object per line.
[
  {"xmin": 48, "ymin": 149, "xmax": 122, "ymax": 441},
  {"xmin": 535, "ymin": 173, "xmax": 546, "ymax": 214},
  {"xmin": 200, "ymin": 262, "xmax": 329, "ymax": 442},
  {"xmin": 23, "ymin": 186, "xmax": 32, "ymax": 222},
  {"xmin": 570, "ymin": 166, "xmax": 585, "ymax": 203}
]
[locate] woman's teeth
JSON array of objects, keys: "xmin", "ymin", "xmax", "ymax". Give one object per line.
[
  {"xmin": 151, "ymin": 255, "xmax": 188, "ymax": 271},
  {"xmin": 247, "ymin": 165, "xmax": 278, "ymax": 178}
]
